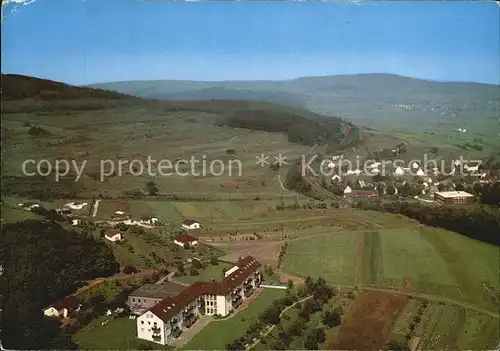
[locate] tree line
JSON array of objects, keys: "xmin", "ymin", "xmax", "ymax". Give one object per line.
[
  {"xmin": 1, "ymin": 220, "xmax": 120, "ymax": 349},
  {"xmin": 353, "ymin": 200, "xmax": 500, "ymax": 246}
]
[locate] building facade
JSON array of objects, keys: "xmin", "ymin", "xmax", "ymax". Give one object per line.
[
  {"xmin": 136, "ymin": 256, "xmax": 262, "ymax": 345},
  {"xmin": 434, "ymin": 191, "xmax": 475, "ymax": 205}
]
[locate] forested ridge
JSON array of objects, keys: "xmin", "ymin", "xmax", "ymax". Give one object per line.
[{"xmin": 0, "ymin": 220, "xmax": 120, "ymax": 349}]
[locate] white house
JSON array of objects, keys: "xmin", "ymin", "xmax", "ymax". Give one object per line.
[
  {"xmin": 64, "ymin": 202, "xmax": 88, "ymax": 210},
  {"xmin": 105, "ymin": 230, "xmax": 123, "ymax": 243},
  {"xmin": 411, "ymin": 162, "xmax": 420, "ymax": 169},
  {"xmin": 174, "ymin": 234, "xmax": 198, "ymax": 248},
  {"xmin": 465, "ymin": 165, "xmax": 479, "ymax": 173},
  {"xmin": 343, "ymin": 186, "xmax": 352, "ymax": 195},
  {"xmin": 43, "ymin": 296, "xmax": 81, "ymax": 319},
  {"xmin": 327, "ymin": 162, "xmax": 336, "ymax": 169},
  {"xmin": 369, "ymin": 162, "xmax": 382, "ymax": 169},
  {"xmin": 416, "ymin": 168, "xmax": 425, "ymax": 177},
  {"xmin": 394, "ymin": 166, "xmax": 405, "ymax": 176},
  {"xmin": 115, "ymin": 210, "xmax": 126, "ymax": 215},
  {"xmin": 136, "ymin": 256, "xmax": 262, "ymax": 345},
  {"xmin": 71, "ymin": 219, "xmax": 82, "ymax": 226},
  {"xmin": 181, "ymin": 220, "xmax": 200, "ymax": 230}
]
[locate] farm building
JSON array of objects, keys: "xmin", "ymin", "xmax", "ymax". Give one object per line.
[
  {"xmin": 105, "ymin": 230, "xmax": 123, "ymax": 242},
  {"xmin": 181, "ymin": 219, "xmax": 200, "ymax": 230},
  {"xmin": 43, "ymin": 295, "xmax": 81, "ymax": 319},
  {"xmin": 434, "ymin": 191, "xmax": 475, "ymax": 205},
  {"xmin": 174, "ymin": 234, "xmax": 198, "ymax": 248}
]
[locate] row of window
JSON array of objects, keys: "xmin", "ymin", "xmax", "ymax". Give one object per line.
[
  {"xmin": 453, "ymin": 197, "xmax": 468, "ymax": 203},
  {"xmin": 140, "ymin": 321, "xmax": 158, "ymax": 326},
  {"xmin": 206, "ymin": 308, "xmax": 216, "ymax": 314}
]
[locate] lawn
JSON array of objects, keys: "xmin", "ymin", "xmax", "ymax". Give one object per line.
[
  {"xmin": 282, "ymin": 232, "xmax": 357, "ymax": 284},
  {"xmin": 182, "ymin": 288, "xmax": 286, "ymax": 350},
  {"xmin": 73, "ymin": 316, "xmax": 150, "ymax": 350},
  {"xmin": 177, "ymin": 262, "xmax": 234, "ymax": 285}
]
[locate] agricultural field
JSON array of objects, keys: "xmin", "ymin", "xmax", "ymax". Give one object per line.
[
  {"xmin": 3, "ymin": 103, "xmax": 312, "ymax": 201},
  {"xmin": 282, "ymin": 225, "xmax": 499, "ymax": 312},
  {"xmin": 182, "ymin": 288, "xmax": 286, "ymax": 350},
  {"xmin": 331, "ymin": 291, "xmax": 409, "ymax": 350},
  {"xmin": 282, "ymin": 232, "xmax": 357, "ymax": 285}
]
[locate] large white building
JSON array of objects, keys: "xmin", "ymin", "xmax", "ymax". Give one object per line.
[{"xmin": 136, "ymin": 256, "xmax": 262, "ymax": 345}]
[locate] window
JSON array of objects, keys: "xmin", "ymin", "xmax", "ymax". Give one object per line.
[
  {"xmin": 141, "ymin": 328, "xmax": 144, "ymax": 332},
  {"xmin": 132, "ymin": 298, "xmax": 136, "ymax": 302},
  {"xmin": 148, "ymin": 322, "xmax": 151, "ymax": 325},
  {"xmin": 154, "ymin": 322, "xmax": 157, "ymax": 327},
  {"xmin": 141, "ymin": 321, "xmax": 144, "ymax": 324}
]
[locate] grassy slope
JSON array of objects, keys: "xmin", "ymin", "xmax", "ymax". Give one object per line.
[
  {"xmin": 282, "ymin": 223, "xmax": 499, "ymax": 311},
  {"xmin": 182, "ymin": 288, "xmax": 286, "ymax": 350}
]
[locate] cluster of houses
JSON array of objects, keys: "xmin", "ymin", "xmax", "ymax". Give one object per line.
[{"xmin": 134, "ymin": 255, "xmax": 262, "ymax": 345}]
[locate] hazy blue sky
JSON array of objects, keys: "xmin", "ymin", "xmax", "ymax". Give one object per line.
[{"xmin": 2, "ymin": 0, "xmax": 499, "ymax": 85}]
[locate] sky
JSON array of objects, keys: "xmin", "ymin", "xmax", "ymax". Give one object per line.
[{"xmin": 1, "ymin": 0, "xmax": 499, "ymax": 85}]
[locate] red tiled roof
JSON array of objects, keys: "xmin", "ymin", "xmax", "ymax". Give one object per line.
[
  {"xmin": 149, "ymin": 256, "xmax": 261, "ymax": 321},
  {"xmin": 182, "ymin": 219, "xmax": 199, "ymax": 226},
  {"xmin": 174, "ymin": 234, "xmax": 198, "ymax": 244},
  {"xmin": 51, "ymin": 295, "xmax": 80, "ymax": 312},
  {"xmin": 105, "ymin": 230, "xmax": 121, "ymax": 238}
]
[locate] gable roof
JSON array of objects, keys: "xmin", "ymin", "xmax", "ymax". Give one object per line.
[
  {"xmin": 174, "ymin": 234, "xmax": 198, "ymax": 244},
  {"xmin": 182, "ymin": 219, "xmax": 199, "ymax": 226},
  {"xmin": 105, "ymin": 230, "xmax": 121, "ymax": 239},
  {"xmin": 148, "ymin": 256, "xmax": 261, "ymax": 322}
]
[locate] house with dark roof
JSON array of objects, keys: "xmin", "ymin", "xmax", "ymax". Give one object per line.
[
  {"xmin": 173, "ymin": 234, "xmax": 198, "ymax": 248},
  {"xmin": 43, "ymin": 295, "xmax": 81, "ymax": 319},
  {"xmin": 136, "ymin": 256, "xmax": 262, "ymax": 345},
  {"xmin": 181, "ymin": 219, "xmax": 200, "ymax": 230}
]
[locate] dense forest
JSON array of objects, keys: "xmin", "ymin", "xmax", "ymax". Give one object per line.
[
  {"xmin": 353, "ymin": 200, "xmax": 500, "ymax": 246},
  {"xmin": 0, "ymin": 220, "xmax": 120, "ymax": 349},
  {"xmin": 219, "ymin": 109, "xmax": 359, "ymax": 148}
]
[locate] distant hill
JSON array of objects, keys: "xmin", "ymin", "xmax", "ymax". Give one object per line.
[
  {"xmin": 1, "ymin": 74, "xmax": 136, "ymax": 113},
  {"xmin": 2, "ymin": 74, "xmax": 358, "ymax": 150},
  {"xmin": 2, "ymin": 74, "xmax": 130, "ymax": 101},
  {"xmin": 91, "ymin": 74, "xmax": 500, "ymax": 131}
]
